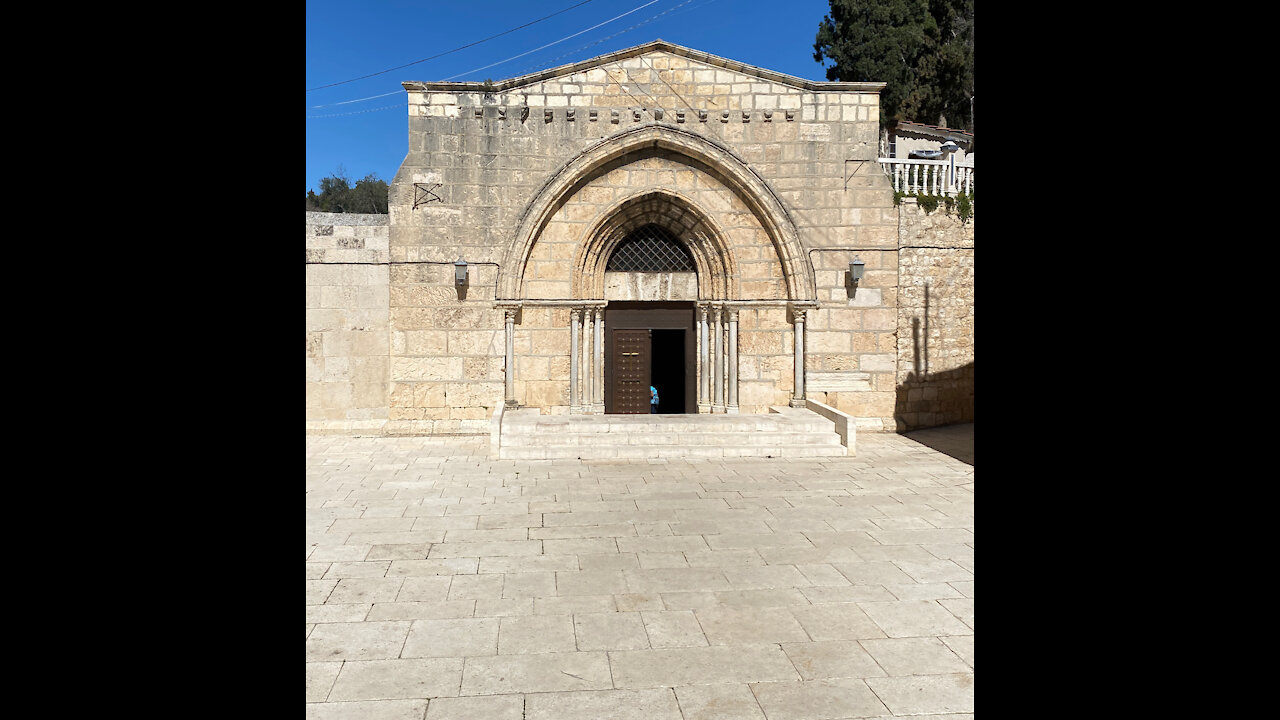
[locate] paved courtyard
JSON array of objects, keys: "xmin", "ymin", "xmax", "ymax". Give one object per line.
[{"xmin": 306, "ymin": 425, "xmax": 974, "ymax": 719}]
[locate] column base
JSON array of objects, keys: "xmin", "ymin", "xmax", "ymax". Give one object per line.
[
  {"xmin": 505, "ymin": 399, "xmax": 520, "ymax": 409},
  {"xmin": 726, "ymin": 405, "xmax": 739, "ymax": 414},
  {"xmin": 698, "ymin": 404, "xmax": 711, "ymax": 414},
  {"xmin": 713, "ymin": 405, "xmax": 726, "ymax": 414},
  {"xmin": 789, "ymin": 398, "xmax": 807, "ymax": 408}
]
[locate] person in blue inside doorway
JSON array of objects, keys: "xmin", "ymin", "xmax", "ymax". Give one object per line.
[{"xmin": 650, "ymin": 384, "xmax": 659, "ymax": 413}]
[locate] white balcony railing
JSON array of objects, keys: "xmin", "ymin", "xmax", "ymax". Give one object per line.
[{"xmin": 879, "ymin": 158, "xmax": 974, "ymax": 196}]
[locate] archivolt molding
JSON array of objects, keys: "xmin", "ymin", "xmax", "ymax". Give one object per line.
[
  {"xmin": 572, "ymin": 189, "xmax": 736, "ymax": 300},
  {"xmin": 498, "ymin": 123, "xmax": 815, "ymax": 302}
]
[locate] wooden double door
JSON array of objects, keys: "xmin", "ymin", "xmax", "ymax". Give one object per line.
[{"xmin": 608, "ymin": 329, "xmax": 651, "ymax": 414}]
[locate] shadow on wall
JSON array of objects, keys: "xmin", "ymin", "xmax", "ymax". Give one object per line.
[
  {"xmin": 895, "ymin": 362, "xmax": 974, "ymax": 432},
  {"xmin": 895, "ymin": 278, "xmax": 973, "ymax": 433}
]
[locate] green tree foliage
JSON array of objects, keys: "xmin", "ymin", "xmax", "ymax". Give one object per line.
[
  {"xmin": 305, "ymin": 167, "xmax": 389, "ymax": 214},
  {"xmin": 814, "ymin": 0, "xmax": 974, "ymax": 132}
]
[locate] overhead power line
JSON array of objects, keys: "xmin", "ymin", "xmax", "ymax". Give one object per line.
[
  {"xmin": 306, "ymin": 0, "xmax": 600, "ymax": 92},
  {"xmin": 306, "ymin": 0, "xmax": 696, "ymax": 118},
  {"xmin": 307, "ymin": 102, "xmax": 407, "ymax": 120},
  {"xmin": 441, "ymin": 0, "xmax": 662, "ymax": 81},
  {"xmin": 311, "ymin": 89, "xmax": 404, "ymax": 110},
  {"xmin": 519, "ymin": 0, "xmax": 712, "ymax": 75}
]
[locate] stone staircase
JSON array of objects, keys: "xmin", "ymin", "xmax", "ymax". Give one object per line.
[{"xmin": 496, "ymin": 406, "xmax": 848, "ymax": 460}]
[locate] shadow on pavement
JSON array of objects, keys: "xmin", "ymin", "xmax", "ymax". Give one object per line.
[{"xmin": 902, "ymin": 422, "xmax": 974, "ymax": 466}]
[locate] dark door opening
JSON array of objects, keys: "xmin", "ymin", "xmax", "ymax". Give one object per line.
[
  {"xmin": 604, "ymin": 302, "xmax": 694, "ymax": 415},
  {"xmin": 650, "ymin": 329, "xmax": 685, "ymax": 414}
]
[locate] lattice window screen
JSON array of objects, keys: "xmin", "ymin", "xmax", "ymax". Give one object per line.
[{"xmin": 606, "ymin": 224, "xmax": 696, "ymax": 272}]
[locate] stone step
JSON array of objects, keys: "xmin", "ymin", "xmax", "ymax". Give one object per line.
[
  {"xmin": 504, "ymin": 427, "xmax": 844, "ymax": 445},
  {"xmin": 501, "ymin": 409, "xmax": 833, "ymax": 432},
  {"xmin": 500, "ymin": 421, "xmax": 836, "ymax": 436},
  {"xmin": 496, "ymin": 406, "xmax": 847, "ymax": 460},
  {"xmin": 499, "ymin": 444, "xmax": 847, "ymax": 460}
]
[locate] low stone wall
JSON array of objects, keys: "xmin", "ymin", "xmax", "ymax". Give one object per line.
[
  {"xmin": 895, "ymin": 200, "xmax": 974, "ymax": 431},
  {"xmin": 306, "ymin": 212, "xmax": 391, "ymax": 433}
]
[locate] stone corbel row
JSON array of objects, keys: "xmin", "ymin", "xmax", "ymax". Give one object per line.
[{"xmin": 467, "ymin": 107, "xmax": 798, "ymax": 125}]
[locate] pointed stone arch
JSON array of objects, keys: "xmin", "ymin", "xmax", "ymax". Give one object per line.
[
  {"xmin": 572, "ymin": 189, "xmax": 737, "ymax": 300},
  {"xmin": 497, "ymin": 123, "xmax": 815, "ymax": 302}
]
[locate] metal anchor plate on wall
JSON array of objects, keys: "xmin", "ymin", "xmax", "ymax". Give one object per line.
[{"xmin": 413, "ymin": 183, "xmax": 443, "ymax": 209}]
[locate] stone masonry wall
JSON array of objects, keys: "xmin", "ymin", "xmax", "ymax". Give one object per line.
[
  {"xmin": 805, "ymin": 246, "xmax": 900, "ymax": 432},
  {"xmin": 302, "ymin": 200, "xmax": 974, "ymax": 434},
  {"xmin": 388, "ymin": 46, "xmax": 900, "ymax": 431},
  {"xmin": 386, "ymin": 261, "xmax": 506, "ymax": 435},
  {"xmin": 306, "ymin": 212, "xmax": 391, "ymax": 432},
  {"xmin": 735, "ymin": 306, "xmax": 795, "ymax": 413},
  {"xmin": 895, "ymin": 200, "xmax": 974, "ymax": 431}
]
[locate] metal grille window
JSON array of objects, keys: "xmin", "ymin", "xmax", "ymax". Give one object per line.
[{"xmin": 606, "ymin": 224, "xmax": 696, "ymax": 272}]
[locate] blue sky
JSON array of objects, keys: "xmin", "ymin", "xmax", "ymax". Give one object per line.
[{"xmin": 306, "ymin": 0, "xmax": 837, "ymax": 194}]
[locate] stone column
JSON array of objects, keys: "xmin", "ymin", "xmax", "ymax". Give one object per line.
[
  {"xmin": 593, "ymin": 307, "xmax": 605, "ymax": 413},
  {"xmin": 790, "ymin": 307, "xmax": 807, "ymax": 408},
  {"xmin": 570, "ymin": 307, "xmax": 581, "ymax": 412},
  {"xmin": 698, "ymin": 304, "xmax": 710, "ymax": 413},
  {"xmin": 727, "ymin": 306, "xmax": 739, "ymax": 414},
  {"xmin": 712, "ymin": 305, "xmax": 724, "ymax": 413},
  {"xmin": 583, "ymin": 308, "xmax": 593, "ymax": 413},
  {"xmin": 504, "ymin": 308, "xmax": 517, "ymax": 408}
]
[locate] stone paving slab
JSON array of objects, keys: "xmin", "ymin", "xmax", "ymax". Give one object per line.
[{"xmin": 307, "ymin": 430, "xmax": 974, "ymax": 717}]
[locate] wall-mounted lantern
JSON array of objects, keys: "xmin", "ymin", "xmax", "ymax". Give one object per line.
[
  {"xmin": 454, "ymin": 258, "xmax": 469, "ymax": 287},
  {"xmin": 848, "ymin": 257, "xmax": 866, "ymax": 284}
]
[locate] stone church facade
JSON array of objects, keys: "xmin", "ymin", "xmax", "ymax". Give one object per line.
[{"xmin": 306, "ymin": 41, "xmax": 974, "ymax": 437}]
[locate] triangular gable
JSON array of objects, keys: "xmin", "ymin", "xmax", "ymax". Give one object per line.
[{"xmin": 403, "ymin": 39, "xmax": 883, "ymax": 95}]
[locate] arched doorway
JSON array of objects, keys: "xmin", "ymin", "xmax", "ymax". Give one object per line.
[
  {"xmin": 585, "ymin": 199, "xmax": 715, "ymax": 415},
  {"xmin": 599, "ymin": 222, "xmax": 699, "ymax": 414},
  {"xmin": 496, "ymin": 124, "xmax": 819, "ymax": 415}
]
